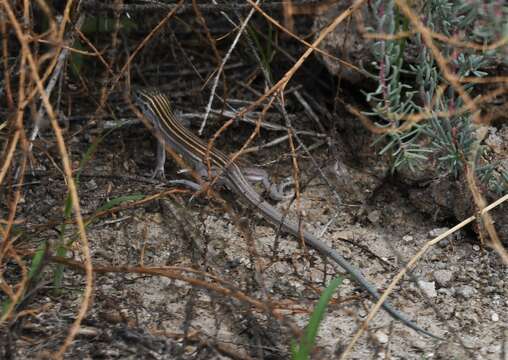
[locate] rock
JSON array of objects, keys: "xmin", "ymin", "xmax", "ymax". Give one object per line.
[
  {"xmin": 485, "ymin": 344, "xmax": 501, "ymax": 354},
  {"xmin": 428, "ymin": 227, "xmax": 450, "ymax": 238},
  {"xmin": 77, "ymin": 326, "xmax": 99, "ymax": 337},
  {"xmin": 437, "ymin": 288, "xmax": 455, "ymax": 297},
  {"xmin": 86, "ymin": 179, "xmax": 98, "ymax": 190},
  {"xmin": 433, "ymin": 270, "xmax": 453, "ymax": 287},
  {"xmin": 374, "ymin": 330, "xmax": 388, "ymax": 344},
  {"xmin": 461, "ymin": 335, "xmax": 477, "ymax": 348},
  {"xmin": 484, "ymin": 126, "xmax": 503, "ymax": 153},
  {"xmin": 456, "ymin": 285, "xmax": 476, "ymax": 298},
  {"xmin": 437, "ymin": 342, "xmax": 470, "ymax": 358},
  {"xmin": 418, "ymin": 280, "xmax": 437, "ymax": 298},
  {"xmin": 367, "ymin": 210, "xmax": 381, "ymax": 224},
  {"xmin": 402, "ymin": 235, "xmax": 414, "ymax": 242},
  {"xmin": 437, "ymin": 238, "xmax": 450, "ymax": 248},
  {"xmin": 491, "ymin": 312, "xmax": 499, "ymax": 322}
]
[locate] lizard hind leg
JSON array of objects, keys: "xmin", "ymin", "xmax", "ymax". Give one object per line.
[{"xmin": 242, "ymin": 167, "xmax": 295, "ymax": 201}]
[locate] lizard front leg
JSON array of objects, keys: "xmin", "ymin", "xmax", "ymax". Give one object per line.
[{"xmin": 151, "ymin": 140, "xmax": 167, "ymax": 179}]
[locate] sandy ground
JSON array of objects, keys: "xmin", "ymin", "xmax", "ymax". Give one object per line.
[{"xmin": 3, "ymin": 121, "xmax": 507, "ymax": 360}]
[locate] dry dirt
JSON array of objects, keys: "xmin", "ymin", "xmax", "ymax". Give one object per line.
[{"xmin": 3, "ymin": 117, "xmax": 507, "ymax": 360}]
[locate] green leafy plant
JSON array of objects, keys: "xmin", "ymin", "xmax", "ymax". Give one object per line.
[{"xmin": 364, "ymin": 0, "xmax": 507, "ymax": 192}]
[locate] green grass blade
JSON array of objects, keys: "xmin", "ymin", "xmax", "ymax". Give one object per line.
[
  {"xmin": 1, "ymin": 241, "xmax": 48, "ymax": 318},
  {"xmin": 95, "ymin": 194, "xmax": 145, "ymax": 212},
  {"xmin": 292, "ymin": 276, "xmax": 343, "ymax": 360}
]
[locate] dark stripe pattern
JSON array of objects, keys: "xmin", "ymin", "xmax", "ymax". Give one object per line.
[{"xmin": 133, "ymin": 87, "xmax": 442, "ymax": 340}]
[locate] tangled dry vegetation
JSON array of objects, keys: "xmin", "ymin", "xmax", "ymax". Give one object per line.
[{"xmin": 0, "ymin": 1, "xmax": 506, "ymax": 359}]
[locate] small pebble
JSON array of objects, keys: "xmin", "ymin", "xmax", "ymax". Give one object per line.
[
  {"xmin": 437, "ymin": 288, "xmax": 454, "ymax": 296},
  {"xmin": 410, "ymin": 337, "xmax": 428, "ymax": 349},
  {"xmin": 461, "ymin": 335, "xmax": 476, "ymax": 348},
  {"xmin": 310, "ymin": 269, "xmax": 324, "ymax": 283},
  {"xmin": 78, "ymin": 326, "xmax": 99, "ymax": 337},
  {"xmin": 101, "ymin": 349, "xmax": 121, "ymax": 357},
  {"xmin": 402, "ymin": 235, "xmax": 413, "ymax": 242},
  {"xmin": 418, "ymin": 280, "xmax": 437, "ymax": 298},
  {"xmin": 484, "ymin": 286, "xmax": 497, "ymax": 294},
  {"xmin": 374, "ymin": 330, "xmax": 388, "ymax": 344},
  {"xmin": 429, "ymin": 227, "xmax": 450, "ymax": 238},
  {"xmin": 491, "ymin": 312, "xmax": 499, "ymax": 322},
  {"xmin": 433, "ymin": 269, "xmax": 453, "ymax": 287},
  {"xmin": 472, "ymin": 244, "xmax": 480, "ymax": 251},
  {"xmin": 486, "ymin": 344, "xmax": 501, "ymax": 354},
  {"xmin": 437, "ymin": 238, "xmax": 450, "ymax": 248},
  {"xmin": 457, "ymin": 285, "xmax": 476, "ymax": 298},
  {"xmin": 367, "ymin": 210, "xmax": 381, "ymax": 224},
  {"xmin": 86, "ymin": 179, "xmax": 98, "ymax": 190}
]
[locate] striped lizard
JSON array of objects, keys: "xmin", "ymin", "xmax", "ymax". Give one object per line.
[{"xmin": 133, "ymin": 87, "xmax": 441, "ymax": 340}]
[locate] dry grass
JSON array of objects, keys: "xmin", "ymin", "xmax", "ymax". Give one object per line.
[{"xmin": 0, "ymin": 1, "xmax": 506, "ymax": 358}]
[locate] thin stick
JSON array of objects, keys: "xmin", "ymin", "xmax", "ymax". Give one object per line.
[
  {"xmin": 340, "ymin": 193, "xmax": 508, "ymax": 359},
  {"xmin": 200, "ymin": 0, "xmax": 260, "ymax": 134}
]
